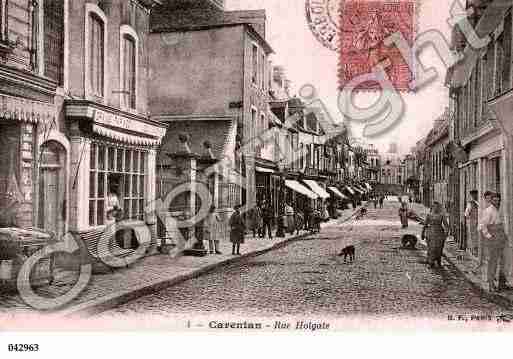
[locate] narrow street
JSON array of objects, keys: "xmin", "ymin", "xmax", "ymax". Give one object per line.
[{"xmin": 102, "ymin": 200, "xmax": 511, "ymax": 318}]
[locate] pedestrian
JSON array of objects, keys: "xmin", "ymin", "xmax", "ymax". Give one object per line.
[
  {"xmin": 398, "ymin": 198, "xmax": 409, "ymax": 228},
  {"xmin": 294, "ymin": 205, "xmax": 303, "ymax": 235},
  {"xmin": 303, "ymin": 201, "xmax": 312, "ymax": 232},
  {"xmin": 261, "ymin": 200, "xmax": 274, "ymax": 239},
  {"xmin": 479, "ymin": 192, "xmax": 511, "ymax": 292},
  {"xmin": 373, "ymin": 196, "xmax": 378, "ymax": 209},
  {"xmin": 229, "ymin": 204, "xmax": 245, "ymax": 255},
  {"xmin": 464, "ymin": 190, "xmax": 480, "ymax": 265},
  {"xmin": 379, "ymin": 195, "xmax": 384, "ymax": 208},
  {"xmin": 285, "ymin": 202, "xmax": 294, "ymax": 234},
  {"xmin": 204, "ymin": 206, "xmax": 222, "ymax": 254},
  {"xmin": 247, "ymin": 204, "xmax": 262, "ymax": 239},
  {"xmin": 422, "ymin": 201, "xmax": 449, "ymax": 268}
]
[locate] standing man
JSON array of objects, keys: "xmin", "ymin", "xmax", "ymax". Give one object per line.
[
  {"xmin": 479, "ymin": 191, "xmax": 510, "ymax": 292},
  {"xmin": 261, "ymin": 200, "xmax": 274, "ymax": 239},
  {"xmin": 465, "ymin": 190, "xmax": 480, "ymax": 268}
]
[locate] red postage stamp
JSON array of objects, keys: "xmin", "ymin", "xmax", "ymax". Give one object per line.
[{"xmin": 338, "ymin": 0, "xmax": 417, "ymax": 92}]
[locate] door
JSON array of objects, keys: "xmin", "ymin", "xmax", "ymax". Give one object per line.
[
  {"xmin": 38, "ymin": 167, "xmax": 59, "ymax": 234},
  {"xmin": 38, "ymin": 141, "xmax": 65, "ymax": 236}
]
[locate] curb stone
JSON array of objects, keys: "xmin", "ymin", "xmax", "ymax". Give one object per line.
[{"xmin": 59, "ymin": 206, "xmax": 363, "ymax": 317}]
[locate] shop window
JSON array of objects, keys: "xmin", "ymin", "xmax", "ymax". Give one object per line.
[
  {"xmin": 89, "ymin": 13, "xmax": 105, "ymax": 97},
  {"xmin": 89, "ymin": 143, "xmax": 147, "ymax": 226},
  {"xmin": 44, "ymin": 0, "xmax": 64, "ymax": 84}
]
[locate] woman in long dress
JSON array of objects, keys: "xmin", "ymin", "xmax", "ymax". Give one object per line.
[
  {"xmin": 422, "ymin": 202, "xmax": 449, "ymax": 268},
  {"xmin": 204, "ymin": 206, "xmax": 221, "ymax": 255},
  {"xmin": 398, "ymin": 199, "xmax": 409, "ymax": 228}
]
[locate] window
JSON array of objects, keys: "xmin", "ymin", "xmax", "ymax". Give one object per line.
[
  {"xmin": 89, "ymin": 143, "xmax": 146, "ymax": 226},
  {"xmin": 44, "ymin": 0, "xmax": 64, "ymax": 84},
  {"xmin": 261, "ymin": 53, "xmax": 266, "ymax": 90},
  {"xmin": 89, "ymin": 14, "xmax": 105, "ymax": 97},
  {"xmin": 495, "ymin": 33, "xmax": 505, "ymax": 96},
  {"xmin": 503, "ymin": 12, "xmax": 512, "ymax": 92},
  {"xmin": 122, "ymin": 35, "xmax": 136, "ymax": 109},
  {"xmin": 251, "ymin": 108, "xmax": 257, "ymax": 151},
  {"xmin": 474, "ymin": 58, "xmax": 482, "ymax": 128},
  {"xmin": 251, "ymin": 44, "xmax": 258, "ymax": 85},
  {"xmin": 0, "ymin": 0, "xmax": 7, "ymax": 42}
]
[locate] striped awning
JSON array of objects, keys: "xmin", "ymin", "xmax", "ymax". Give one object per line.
[
  {"xmin": 0, "ymin": 93, "xmax": 55, "ymax": 124},
  {"xmin": 285, "ymin": 180, "xmax": 318, "ymax": 200},
  {"xmin": 328, "ymin": 186, "xmax": 347, "ymax": 199},
  {"xmin": 303, "ymin": 180, "xmax": 330, "ymax": 199},
  {"xmin": 92, "ymin": 124, "xmax": 161, "ymax": 146},
  {"xmin": 345, "ymin": 186, "xmax": 355, "ymax": 195},
  {"xmin": 255, "ymin": 166, "xmax": 275, "ymax": 173},
  {"xmin": 364, "ymin": 182, "xmax": 372, "ymax": 191}
]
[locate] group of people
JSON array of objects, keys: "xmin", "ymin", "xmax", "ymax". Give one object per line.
[
  {"xmin": 464, "ymin": 190, "xmax": 510, "ymax": 292},
  {"xmin": 370, "ymin": 194, "xmax": 385, "ymax": 209},
  {"xmin": 420, "ymin": 189, "xmax": 510, "ymax": 292},
  {"xmin": 203, "ymin": 200, "xmax": 330, "ymax": 256}
]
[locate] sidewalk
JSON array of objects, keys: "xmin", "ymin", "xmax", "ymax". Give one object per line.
[
  {"xmin": 0, "ymin": 205, "xmax": 362, "ymax": 317},
  {"xmin": 410, "ymin": 203, "xmax": 513, "ymax": 309}
]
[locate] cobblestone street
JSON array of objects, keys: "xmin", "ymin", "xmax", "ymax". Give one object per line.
[{"xmin": 103, "ymin": 200, "xmax": 512, "ymax": 319}]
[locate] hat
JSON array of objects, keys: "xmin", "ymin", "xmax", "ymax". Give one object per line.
[{"xmin": 483, "ymin": 190, "xmax": 495, "ymax": 198}]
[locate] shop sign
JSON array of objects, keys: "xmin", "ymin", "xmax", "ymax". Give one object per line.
[{"xmin": 93, "ymin": 109, "xmax": 166, "ymax": 138}]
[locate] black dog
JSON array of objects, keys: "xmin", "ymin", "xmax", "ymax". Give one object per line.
[
  {"xmin": 338, "ymin": 245, "xmax": 355, "ymax": 262},
  {"xmin": 401, "ymin": 234, "xmax": 417, "ymax": 249}
]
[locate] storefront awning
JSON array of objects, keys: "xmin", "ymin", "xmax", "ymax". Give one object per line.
[
  {"xmin": 345, "ymin": 186, "xmax": 355, "ymax": 195},
  {"xmin": 303, "ymin": 180, "xmax": 330, "ymax": 199},
  {"xmin": 285, "ymin": 180, "xmax": 318, "ymax": 200},
  {"xmin": 328, "ymin": 186, "xmax": 347, "ymax": 199},
  {"xmin": 0, "ymin": 93, "xmax": 55, "ymax": 124},
  {"xmin": 364, "ymin": 182, "xmax": 372, "ymax": 191},
  {"xmin": 93, "ymin": 124, "xmax": 161, "ymax": 146},
  {"xmin": 256, "ymin": 166, "xmax": 275, "ymax": 173},
  {"xmin": 352, "ymin": 186, "xmax": 364, "ymax": 194}
]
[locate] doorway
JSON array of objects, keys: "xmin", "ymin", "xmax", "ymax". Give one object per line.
[{"xmin": 38, "ymin": 141, "xmax": 66, "ymax": 236}]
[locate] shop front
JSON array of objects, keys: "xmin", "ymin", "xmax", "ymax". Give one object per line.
[
  {"xmin": 0, "ymin": 92, "xmax": 63, "ymax": 285},
  {"xmin": 65, "ymin": 101, "xmax": 167, "ymax": 259}
]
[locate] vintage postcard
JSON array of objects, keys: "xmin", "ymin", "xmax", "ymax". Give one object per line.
[{"xmin": 1, "ymin": 0, "xmax": 513, "ymax": 350}]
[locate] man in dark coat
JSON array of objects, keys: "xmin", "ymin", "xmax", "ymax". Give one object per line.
[
  {"xmin": 261, "ymin": 200, "xmax": 274, "ymax": 239},
  {"xmin": 229, "ymin": 205, "xmax": 245, "ymax": 255}
]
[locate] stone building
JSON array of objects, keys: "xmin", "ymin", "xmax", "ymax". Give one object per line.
[
  {"xmin": 64, "ymin": 0, "xmax": 166, "ymax": 249},
  {"xmin": 447, "ymin": 0, "xmax": 512, "ymax": 271},
  {"xmin": 424, "ymin": 109, "xmax": 451, "ymax": 210},
  {"xmin": 0, "ymin": 0, "xmax": 63, "ymax": 234},
  {"xmin": 148, "ymin": 2, "xmax": 273, "ymax": 209}
]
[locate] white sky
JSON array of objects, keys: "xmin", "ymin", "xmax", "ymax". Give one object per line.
[{"xmin": 225, "ymin": 0, "xmax": 454, "ymax": 156}]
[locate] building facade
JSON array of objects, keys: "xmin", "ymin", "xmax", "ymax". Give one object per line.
[{"xmin": 448, "ymin": 0, "xmax": 513, "ymax": 273}]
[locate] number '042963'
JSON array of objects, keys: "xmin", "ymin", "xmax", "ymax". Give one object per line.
[{"xmin": 7, "ymin": 344, "xmax": 39, "ymax": 352}]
